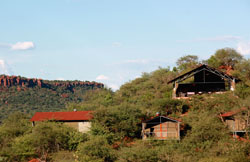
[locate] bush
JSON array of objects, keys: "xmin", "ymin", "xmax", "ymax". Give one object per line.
[
  {"xmin": 92, "ymin": 103, "xmax": 144, "ymax": 141},
  {"xmin": 76, "ymin": 136, "xmax": 116, "ymax": 162}
]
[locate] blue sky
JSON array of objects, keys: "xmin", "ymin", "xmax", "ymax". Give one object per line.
[{"xmin": 0, "ymin": 0, "xmax": 250, "ymax": 90}]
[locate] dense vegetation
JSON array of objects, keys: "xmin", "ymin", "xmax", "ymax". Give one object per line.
[
  {"xmin": 0, "ymin": 78, "xmax": 103, "ymax": 121},
  {"xmin": 0, "ymin": 48, "xmax": 250, "ymax": 162}
]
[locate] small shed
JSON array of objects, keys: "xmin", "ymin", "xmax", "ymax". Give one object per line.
[
  {"xmin": 30, "ymin": 111, "xmax": 93, "ymax": 133},
  {"xmin": 142, "ymin": 116, "xmax": 180, "ymax": 140},
  {"xmin": 168, "ymin": 64, "xmax": 238, "ymax": 99},
  {"xmin": 220, "ymin": 108, "xmax": 250, "ymax": 137}
]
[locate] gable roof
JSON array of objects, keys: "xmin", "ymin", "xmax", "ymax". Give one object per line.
[
  {"xmin": 144, "ymin": 115, "xmax": 181, "ymax": 123},
  {"xmin": 143, "ymin": 116, "xmax": 181, "ymax": 129},
  {"xmin": 168, "ymin": 64, "xmax": 234, "ymax": 84},
  {"xmin": 30, "ymin": 111, "xmax": 93, "ymax": 122}
]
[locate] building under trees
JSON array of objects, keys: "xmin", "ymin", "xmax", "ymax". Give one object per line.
[{"xmin": 168, "ymin": 64, "xmax": 238, "ymax": 99}]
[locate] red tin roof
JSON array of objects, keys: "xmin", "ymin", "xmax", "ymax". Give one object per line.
[
  {"xmin": 28, "ymin": 159, "xmax": 40, "ymax": 162},
  {"xmin": 220, "ymin": 108, "xmax": 247, "ymax": 117},
  {"xmin": 30, "ymin": 111, "xmax": 93, "ymax": 122}
]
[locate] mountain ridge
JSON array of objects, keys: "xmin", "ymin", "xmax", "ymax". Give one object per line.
[
  {"xmin": 0, "ymin": 74, "xmax": 104, "ymax": 121},
  {"xmin": 0, "ymin": 75, "xmax": 103, "ymax": 90}
]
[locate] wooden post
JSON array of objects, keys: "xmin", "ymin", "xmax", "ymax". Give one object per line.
[
  {"xmin": 230, "ymin": 79, "xmax": 235, "ymax": 91},
  {"xmin": 142, "ymin": 123, "xmax": 146, "ymax": 140},
  {"xmin": 219, "ymin": 113, "xmax": 227, "ymax": 126},
  {"xmin": 177, "ymin": 122, "xmax": 180, "ymax": 140},
  {"xmin": 32, "ymin": 121, "xmax": 35, "ymax": 127},
  {"xmin": 246, "ymin": 110, "xmax": 250, "ymax": 138},
  {"xmin": 173, "ymin": 82, "xmax": 178, "ymax": 99},
  {"xmin": 233, "ymin": 120, "xmax": 236, "ymax": 138}
]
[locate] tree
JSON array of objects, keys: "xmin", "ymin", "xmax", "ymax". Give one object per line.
[
  {"xmin": 207, "ymin": 48, "xmax": 243, "ymax": 69},
  {"xmin": 176, "ymin": 55, "xmax": 199, "ymax": 72},
  {"xmin": 66, "ymin": 88, "xmax": 115, "ymax": 111},
  {"xmin": 76, "ymin": 136, "xmax": 116, "ymax": 162},
  {"xmin": 234, "ymin": 59, "xmax": 250, "ymax": 84},
  {"xmin": 92, "ymin": 103, "xmax": 144, "ymax": 141}
]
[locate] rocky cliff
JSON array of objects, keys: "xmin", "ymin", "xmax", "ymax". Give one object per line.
[{"xmin": 0, "ymin": 75, "xmax": 104, "ymax": 91}]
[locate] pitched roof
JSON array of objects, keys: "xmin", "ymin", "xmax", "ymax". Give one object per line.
[
  {"xmin": 168, "ymin": 64, "xmax": 234, "ymax": 84},
  {"xmin": 143, "ymin": 115, "xmax": 181, "ymax": 123},
  {"xmin": 220, "ymin": 108, "xmax": 247, "ymax": 117},
  {"xmin": 30, "ymin": 111, "xmax": 93, "ymax": 122},
  {"xmin": 143, "ymin": 116, "xmax": 181, "ymax": 129},
  {"xmin": 28, "ymin": 159, "xmax": 40, "ymax": 162}
]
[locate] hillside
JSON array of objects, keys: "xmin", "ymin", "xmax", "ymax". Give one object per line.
[
  {"xmin": 0, "ymin": 75, "xmax": 104, "ymax": 121},
  {"xmin": 0, "ymin": 48, "xmax": 250, "ymax": 162}
]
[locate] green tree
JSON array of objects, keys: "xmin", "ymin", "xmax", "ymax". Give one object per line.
[
  {"xmin": 66, "ymin": 88, "xmax": 114, "ymax": 111},
  {"xmin": 207, "ymin": 48, "xmax": 243, "ymax": 69},
  {"xmin": 234, "ymin": 59, "xmax": 250, "ymax": 85},
  {"xmin": 7, "ymin": 122, "xmax": 83, "ymax": 162},
  {"xmin": 92, "ymin": 103, "xmax": 144, "ymax": 141},
  {"xmin": 76, "ymin": 136, "xmax": 116, "ymax": 162},
  {"xmin": 176, "ymin": 55, "xmax": 199, "ymax": 72}
]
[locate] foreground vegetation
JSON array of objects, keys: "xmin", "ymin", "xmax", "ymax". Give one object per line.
[{"xmin": 0, "ymin": 48, "xmax": 250, "ymax": 162}]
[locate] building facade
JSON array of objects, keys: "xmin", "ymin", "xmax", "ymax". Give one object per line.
[
  {"xmin": 142, "ymin": 116, "xmax": 180, "ymax": 140},
  {"xmin": 168, "ymin": 64, "xmax": 237, "ymax": 99},
  {"xmin": 30, "ymin": 111, "xmax": 93, "ymax": 133}
]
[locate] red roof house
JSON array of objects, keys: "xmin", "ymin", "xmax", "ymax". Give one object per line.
[
  {"xmin": 220, "ymin": 108, "xmax": 247, "ymax": 117},
  {"xmin": 30, "ymin": 111, "xmax": 93, "ymax": 133},
  {"xmin": 30, "ymin": 111, "xmax": 93, "ymax": 122},
  {"xmin": 220, "ymin": 108, "xmax": 249, "ymax": 137}
]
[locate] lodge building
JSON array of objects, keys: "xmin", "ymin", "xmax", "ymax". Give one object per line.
[
  {"xmin": 220, "ymin": 108, "xmax": 250, "ymax": 137},
  {"xmin": 142, "ymin": 116, "xmax": 181, "ymax": 140},
  {"xmin": 168, "ymin": 64, "xmax": 238, "ymax": 99},
  {"xmin": 30, "ymin": 111, "xmax": 93, "ymax": 133}
]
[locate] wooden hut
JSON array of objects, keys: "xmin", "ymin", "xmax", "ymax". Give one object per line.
[
  {"xmin": 30, "ymin": 111, "xmax": 93, "ymax": 133},
  {"xmin": 142, "ymin": 116, "xmax": 180, "ymax": 140},
  {"xmin": 220, "ymin": 108, "xmax": 250, "ymax": 137},
  {"xmin": 168, "ymin": 64, "xmax": 237, "ymax": 99}
]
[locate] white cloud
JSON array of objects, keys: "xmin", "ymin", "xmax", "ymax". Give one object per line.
[
  {"xmin": 112, "ymin": 42, "xmax": 122, "ymax": 47},
  {"xmin": 0, "ymin": 59, "xmax": 12, "ymax": 75},
  {"xmin": 56, "ymin": 77, "xmax": 65, "ymax": 81},
  {"xmin": 108, "ymin": 84, "xmax": 119, "ymax": 91},
  {"xmin": 178, "ymin": 35, "xmax": 250, "ymax": 56},
  {"xmin": 11, "ymin": 42, "xmax": 35, "ymax": 50},
  {"xmin": 96, "ymin": 74, "xmax": 109, "ymax": 80},
  {"xmin": 237, "ymin": 41, "xmax": 250, "ymax": 55},
  {"xmin": 0, "ymin": 41, "xmax": 35, "ymax": 51}
]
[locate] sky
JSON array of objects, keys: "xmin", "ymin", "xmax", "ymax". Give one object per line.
[{"xmin": 0, "ymin": 0, "xmax": 250, "ymax": 90}]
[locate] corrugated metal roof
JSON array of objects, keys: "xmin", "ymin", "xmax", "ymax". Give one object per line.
[
  {"xmin": 220, "ymin": 108, "xmax": 247, "ymax": 117},
  {"xmin": 30, "ymin": 111, "xmax": 93, "ymax": 121}
]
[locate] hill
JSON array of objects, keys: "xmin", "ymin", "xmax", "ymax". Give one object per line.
[
  {"xmin": 0, "ymin": 75, "xmax": 104, "ymax": 121},
  {"xmin": 0, "ymin": 48, "xmax": 250, "ymax": 162}
]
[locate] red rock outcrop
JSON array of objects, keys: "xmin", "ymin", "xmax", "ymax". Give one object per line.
[
  {"xmin": 0, "ymin": 75, "xmax": 45, "ymax": 88},
  {"xmin": 0, "ymin": 75, "xmax": 104, "ymax": 91}
]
